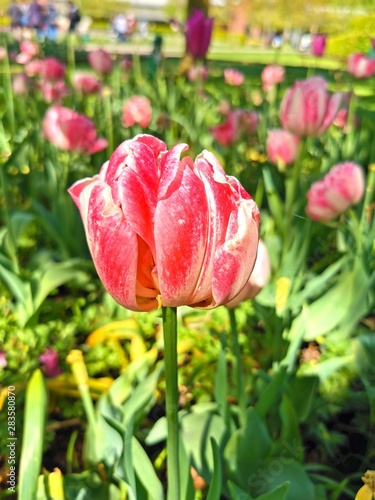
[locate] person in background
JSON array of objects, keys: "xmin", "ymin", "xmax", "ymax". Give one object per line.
[
  {"xmin": 7, "ymin": 0, "xmax": 22, "ymax": 37},
  {"xmin": 45, "ymin": 0, "xmax": 58, "ymax": 41},
  {"xmin": 27, "ymin": 0, "xmax": 46, "ymax": 39},
  {"xmin": 112, "ymin": 13, "xmax": 127, "ymax": 41},
  {"xmin": 68, "ymin": 0, "xmax": 81, "ymax": 33}
]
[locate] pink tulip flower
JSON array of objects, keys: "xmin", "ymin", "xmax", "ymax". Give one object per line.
[
  {"xmin": 280, "ymin": 77, "xmax": 342, "ymax": 137},
  {"xmin": 39, "ymin": 80, "xmax": 70, "ymax": 103},
  {"xmin": 347, "ymin": 53, "xmax": 375, "ymax": 79},
  {"xmin": 266, "ymin": 129, "xmax": 300, "ymax": 167},
  {"xmin": 122, "ymin": 96, "xmax": 152, "ymax": 128},
  {"xmin": 88, "ymin": 49, "xmax": 114, "ymax": 74},
  {"xmin": 210, "ymin": 109, "xmax": 258, "ymax": 146},
  {"xmin": 224, "ymin": 68, "xmax": 245, "ymax": 86},
  {"xmin": 72, "ymin": 72, "xmax": 101, "ymax": 94},
  {"xmin": 15, "ymin": 40, "xmax": 39, "ymax": 64},
  {"xmin": 0, "ymin": 351, "xmax": 7, "ymax": 369},
  {"xmin": 187, "ymin": 65, "xmax": 209, "ymax": 82},
  {"xmin": 0, "ymin": 47, "xmax": 6, "ymax": 61},
  {"xmin": 12, "ymin": 72, "xmax": 31, "ymax": 96},
  {"xmin": 25, "ymin": 58, "xmax": 44, "ymax": 77},
  {"xmin": 311, "ymin": 34, "xmax": 326, "ymax": 57},
  {"xmin": 43, "ymin": 105, "xmax": 108, "ymax": 154},
  {"xmin": 226, "ymin": 239, "xmax": 270, "ymax": 308},
  {"xmin": 39, "ymin": 348, "xmax": 62, "ymax": 377},
  {"xmin": 261, "ymin": 65, "xmax": 285, "ymax": 92},
  {"xmin": 68, "ymin": 134, "xmax": 260, "ymax": 312},
  {"xmin": 185, "ymin": 9, "xmax": 213, "ymax": 60},
  {"xmin": 41, "ymin": 57, "xmax": 66, "ymax": 81},
  {"xmin": 306, "ymin": 162, "xmax": 365, "ymax": 221}
]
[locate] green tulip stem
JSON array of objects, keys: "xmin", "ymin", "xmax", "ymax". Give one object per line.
[
  {"xmin": 282, "ymin": 140, "xmax": 305, "ymax": 259},
  {"xmin": 228, "ymin": 307, "xmax": 247, "ymax": 426},
  {"xmin": 162, "ymin": 306, "xmax": 180, "ymax": 500}
]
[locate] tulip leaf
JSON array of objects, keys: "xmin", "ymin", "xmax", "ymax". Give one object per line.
[
  {"xmin": 286, "ymin": 375, "xmax": 319, "ymax": 422},
  {"xmin": 19, "ymin": 369, "xmax": 48, "ymax": 500},
  {"xmin": 179, "ymin": 439, "xmax": 195, "ymax": 500},
  {"xmin": 206, "ymin": 438, "xmax": 222, "ymax": 500},
  {"xmin": 227, "ymin": 481, "xmax": 253, "ymax": 499},
  {"xmin": 255, "ymin": 367, "xmax": 287, "ymax": 419},
  {"xmin": 132, "ymin": 437, "xmax": 164, "ymax": 500},
  {"xmin": 256, "ymin": 482, "xmax": 290, "ymax": 499},
  {"xmin": 224, "ymin": 407, "xmax": 272, "ymax": 485}
]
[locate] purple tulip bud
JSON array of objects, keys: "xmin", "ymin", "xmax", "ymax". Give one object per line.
[
  {"xmin": 311, "ymin": 34, "xmax": 326, "ymax": 57},
  {"xmin": 39, "ymin": 348, "xmax": 62, "ymax": 377},
  {"xmin": 185, "ymin": 9, "xmax": 213, "ymax": 60}
]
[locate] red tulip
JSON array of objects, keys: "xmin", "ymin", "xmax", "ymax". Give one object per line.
[
  {"xmin": 280, "ymin": 77, "xmax": 342, "ymax": 137},
  {"xmin": 72, "ymin": 72, "xmax": 101, "ymax": 94},
  {"xmin": 43, "ymin": 105, "xmax": 108, "ymax": 154},
  {"xmin": 122, "ymin": 96, "xmax": 152, "ymax": 128},
  {"xmin": 266, "ymin": 129, "xmax": 300, "ymax": 167},
  {"xmin": 306, "ymin": 162, "xmax": 365, "ymax": 221},
  {"xmin": 226, "ymin": 239, "xmax": 270, "ymax": 307},
  {"xmin": 261, "ymin": 65, "xmax": 285, "ymax": 92},
  {"xmin": 311, "ymin": 34, "xmax": 326, "ymax": 57},
  {"xmin": 224, "ymin": 68, "xmax": 244, "ymax": 86},
  {"xmin": 68, "ymin": 134, "xmax": 260, "ymax": 311},
  {"xmin": 41, "ymin": 57, "xmax": 66, "ymax": 81},
  {"xmin": 185, "ymin": 9, "xmax": 213, "ymax": 59},
  {"xmin": 347, "ymin": 53, "xmax": 375, "ymax": 79},
  {"xmin": 88, "ymin": 49, "xmax": 113, "ymax": 74}
]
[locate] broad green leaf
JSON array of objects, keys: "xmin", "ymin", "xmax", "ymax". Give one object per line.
[
  {"xmin": 19, "ymin": 370, "xmax": 48, "ymax": 500},
  {"xmin": 271, "ymin": 395, "xmax": 303, "ymax": 463},
  {"xmin": 224, "ymin": 407, "xmax": 272, "ymax": 485},
  {"xmin": 255, "ymin": 368, "xmax": 287, "ymax": 419},
  {"xmin": 132, "ymin": 437, "xmax": 164, "ymax": 500},
  {"xmin": 63, "ymin": 471, "xmax": 122, "ymax": 499},
  {"xmin": 256, "ymin": 482, "xmax": 290, "ymax": 499},
  {"xmin": 206, "ymin": 438, "xmax": 222, "ymax": 500},
  {"xmin": 286, "ymin": 375, "xmax": 319, "ymax": 422},
  {"xmin": 227, "ymin": 481, "xmax": 253, "ymax": 499}
]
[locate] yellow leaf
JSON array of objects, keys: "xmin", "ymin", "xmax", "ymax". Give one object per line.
[
  {"xmin": 85, "ymin": 319, "xmax": 140, "ymax": 346},
  {"xmin": 275, "ymin": 277, "xmax": 292, "ymax": 315},
  {"xmin": 130, "ymin": 335, "xmax": 147, "ymax": 361}
]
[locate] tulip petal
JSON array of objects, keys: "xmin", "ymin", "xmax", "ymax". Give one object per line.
[
  {"xmin": 85, "ymin": 182, "xmax": 148, "ymax": 312},
  {"xmin": 155, "ymin": 157, "xmax": 210, "ymax": 306},
  {"xmin": 319, "ymin": 92, "xmax": 342, "ymax": 134}
]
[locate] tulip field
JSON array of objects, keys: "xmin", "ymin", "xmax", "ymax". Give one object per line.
[{"xmin": 1, "ymin": 10, "xmax": 375, "ymax": 500}]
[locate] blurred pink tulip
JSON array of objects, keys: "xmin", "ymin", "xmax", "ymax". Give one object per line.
[
  {"xmin": 88, "ymin": 49, "xmax": 113, "ymax": 74},
  {"xmin": 280, "ymin": 77, "xmax": 342, "ymax": 137},
  {"xmin": 0, "ymin": 351, "xmax": 7, "ymax": 369},
  {"xmin": 0, "ymin": 47, "xmax": 6, "ymax": 61},
  {"xmin": 266, "ymin": 129, "xmax": 300, "ymax": 166},
  {"xmin": 41, "ymin": 57, "xmax": 66, "ymax": 81},
  {"xmin": 333, "ymin": 108, "xmax": 360, "ymax": 132},
  {"xmin": 347, "ymin": 53, "xmax": 375, "ymax": 79},
  {"xmin": 210, "ymin": 109, "xmax": 258, "ymax": 146},
  {"xmin": 39, "ymin": 348, "xmax": 61, "ymax": 377},
  {"xmin": 25, "ymin": 58, "xmax": 44, "ymax": 77},
  {"xmin": 187, "ymin": 64, "xmax": 209, "ymax": 82},
  {"xmin": 16, "ymin": 40, "xmax": 39, "ymax": 64},
  {"xmin": 43, "ymin": 105, "xmax": 108, "ymax": 154},
  {"xmin": 68, "ymin": 134, "xmax": 260, "ymax": 311},
  {"xmin": 311, "ymin": 34, "xmax": 326, "ymax": 57},
  {"xmin": 122, "ymin": 96, "xmax": 152, "ymax": 128},
  {"xmin": 261, "ymin": 64, "xmax": 285, "ymax": 91},
  {"xmin": 39, "ymin": 80, "xmax": 70, "ymax": 103},
  {"xmin": 12, "ymin": 72, "xmax": 31, "ymax": 96},
  {"xmin": 226, "ymin": 239, "xmax": 270, "ymax": 308},
  {"xmin": 224, "ymin": 68, "xmax": 245, "ymax": 86},
  {"xmin": 72, "ymin": 72, "xmax": 101, "ymax": 94},
  {"xmin": 306, "ymin": 162, "xmax": 365, "ymax": 221}
]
